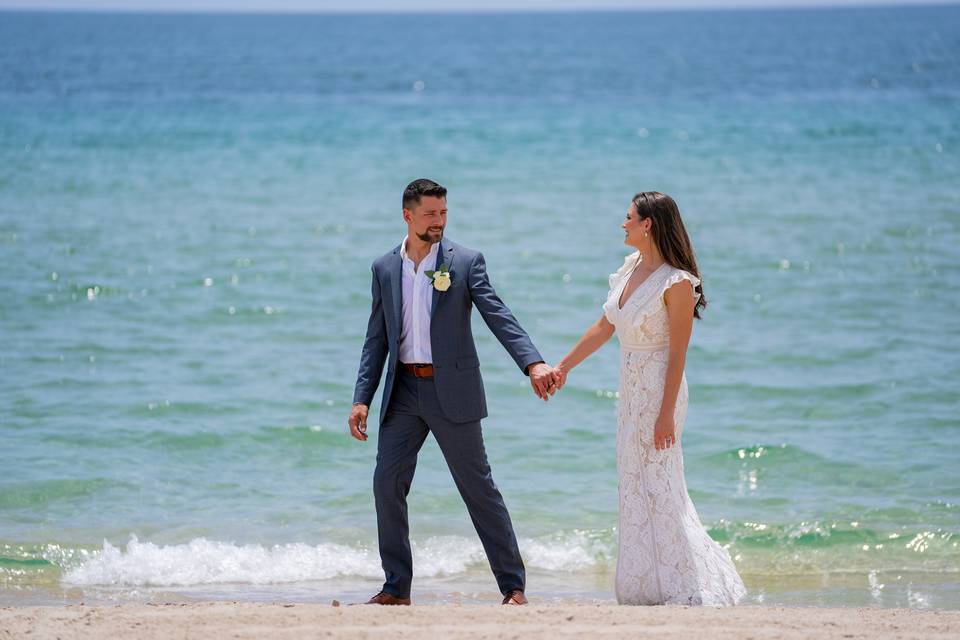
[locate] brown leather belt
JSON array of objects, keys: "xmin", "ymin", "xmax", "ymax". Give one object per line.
[{"xmin": 401, "ymin": 363, "xmax": 434, "ymax": 378}]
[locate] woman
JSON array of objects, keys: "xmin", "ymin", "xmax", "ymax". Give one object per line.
[{"xmin": 554, "ymin": 192, "xmax": 747, "ymax": 606}]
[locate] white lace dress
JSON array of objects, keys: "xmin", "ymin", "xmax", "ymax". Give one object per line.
[{"xmin": 602, "ymin": 251, "xmax": 747, "ymax": 606}]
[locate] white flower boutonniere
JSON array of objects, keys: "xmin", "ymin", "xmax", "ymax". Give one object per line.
[{"xmin": 425, "ymin": 263, "xmax": 452, "ymax": 292}]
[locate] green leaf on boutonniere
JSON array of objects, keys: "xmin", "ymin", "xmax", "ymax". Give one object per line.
[{"xmin": 424, "ymin": 263, "xmax": 450, "ymax": 279}]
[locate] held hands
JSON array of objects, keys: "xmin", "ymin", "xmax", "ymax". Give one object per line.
[
  {"xmin": 653, "ymin": 413, "xmax": 677, "ymax": 451},
  {"xmin": 528, "ymin": 362, "xmax": 567, "ymax": 402},
  {"xmin": 350, "ymin": 362, "xmax": 567, "ymax": 438},
  {"xmin": 348, "ymin": 403, "xmax": 369, "ymax": 442}
]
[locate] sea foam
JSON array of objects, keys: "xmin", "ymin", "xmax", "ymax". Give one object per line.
[{"xmin": 61, "ymin": 531, "xmax": 614, "ymax": 587}]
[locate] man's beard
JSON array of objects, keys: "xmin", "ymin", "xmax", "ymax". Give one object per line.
[{"xmin": 416, "ymin": 228, "xmax": 444, "ymax": 243}]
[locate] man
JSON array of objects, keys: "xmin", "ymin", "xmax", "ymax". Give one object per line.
[{"xmin": 348, "ymin": 178, "xmax": 561, "ymax": 606}]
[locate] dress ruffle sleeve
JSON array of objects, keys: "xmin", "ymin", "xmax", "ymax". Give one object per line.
[{"xmin": 661, "ymin": 267, "xmax": 702, "ymax": 304}]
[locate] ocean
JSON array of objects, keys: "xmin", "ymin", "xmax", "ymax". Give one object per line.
[{"xmin": 1, "ymin": 5, "xmax": 958, "ymax": 608}]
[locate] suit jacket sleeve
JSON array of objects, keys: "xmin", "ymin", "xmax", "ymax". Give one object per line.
[
  {"xmin": 352, "ymin": 264, "xmax": 388, "ymax": 405},
  {"xmin": 467, "ymin": 251, "xmax": 544, "ymax": 376}
]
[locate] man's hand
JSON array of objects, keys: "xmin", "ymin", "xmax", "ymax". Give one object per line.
[
  {"xmin": 348, "ymin": 403, "xmax": 369, "ymax": 441},
  {"xmin": 528, "ymin": 362, "xmax": 561, "ymax": 402}
]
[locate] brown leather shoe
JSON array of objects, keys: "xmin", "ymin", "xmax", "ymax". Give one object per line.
[
  {"xmin": 501, "ymin": 589, "xmax": 528, "ymax": 605},
  {"xmin": 364, "ymin": 591, "xmax": 411, "ymax": 605}
]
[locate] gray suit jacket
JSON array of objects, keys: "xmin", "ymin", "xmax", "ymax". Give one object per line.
[{"xmin": 352, "ymin": 238, "xmax": 544, "ymax": 425}]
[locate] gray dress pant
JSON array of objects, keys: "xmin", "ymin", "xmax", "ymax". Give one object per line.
[{"xmin": 373, "ymin": 369, "xmax": 525, "ymax": 599}]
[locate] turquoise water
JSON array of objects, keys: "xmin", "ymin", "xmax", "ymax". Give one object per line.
[{"xmin": 1, "ymin": 6, "xmax": 958, "ymax": 608}]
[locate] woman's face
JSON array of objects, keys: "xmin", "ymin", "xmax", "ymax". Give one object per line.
[{"xmin": 622, "ymin": 204, "xmax": 649, "ymax": 248}]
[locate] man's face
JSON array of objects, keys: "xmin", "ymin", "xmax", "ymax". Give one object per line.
[{"xmin": 404, "ymin": 195, "xmax": 447, "ymax": 243}]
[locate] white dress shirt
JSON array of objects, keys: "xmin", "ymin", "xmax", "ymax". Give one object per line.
[{"xmin": 398, "ymin": 236, "xmax": 439, "ymax": 364}]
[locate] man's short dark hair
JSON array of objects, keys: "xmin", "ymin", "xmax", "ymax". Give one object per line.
[{"xmin": 403, "ymin": 178, "xmax": 447, "ymax": 210}]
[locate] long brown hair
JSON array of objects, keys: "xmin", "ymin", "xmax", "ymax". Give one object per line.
[{"xmin": 632, "ymin": 191, "xmax": 707, "ymax": 319}]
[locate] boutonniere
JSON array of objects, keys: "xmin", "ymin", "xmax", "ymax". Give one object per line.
[{"xmin": 425, "ymin": 263, "xmax": 452, "ymax": 292}]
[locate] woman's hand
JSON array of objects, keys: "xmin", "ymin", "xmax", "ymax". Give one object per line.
[
  {"xmin": 553, "ymin": 363, "xmax": 569, "ymax": 390},
  {"xmin": 653, "ymin": 413, "xmax": 677, "ymax": 451}
]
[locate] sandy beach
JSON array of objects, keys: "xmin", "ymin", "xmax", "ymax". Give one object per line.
[{"xmin": 2, "ymin": 602, "xmax": 958, "ymax": 640}]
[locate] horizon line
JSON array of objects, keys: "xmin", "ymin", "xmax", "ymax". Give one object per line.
[{"xmin": 0, "ymin": 1, "xmax": 958, "ymax": 16}]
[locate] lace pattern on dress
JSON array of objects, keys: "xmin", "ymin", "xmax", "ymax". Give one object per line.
[{"xmin": 602, "ymin": 259, "xmax": 746, "ymax": 606}]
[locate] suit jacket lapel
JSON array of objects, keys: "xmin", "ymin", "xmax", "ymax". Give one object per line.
[
  {"xmin": 390, "ymin": 244, "xmax": 403, "ymax": 334},
  {"xmin": 430, "ymin": 239, "xmax": 452, "ymax": 321}
]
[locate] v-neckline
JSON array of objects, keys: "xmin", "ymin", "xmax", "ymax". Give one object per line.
[{"xmin": 617, "ymin": 261, "xmax": 668, "ymax": 311}]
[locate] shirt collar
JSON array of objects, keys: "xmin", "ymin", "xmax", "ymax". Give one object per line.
[{"xmin": 400, "ymin": 235, "xmax": 440, "ymax": 262}]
